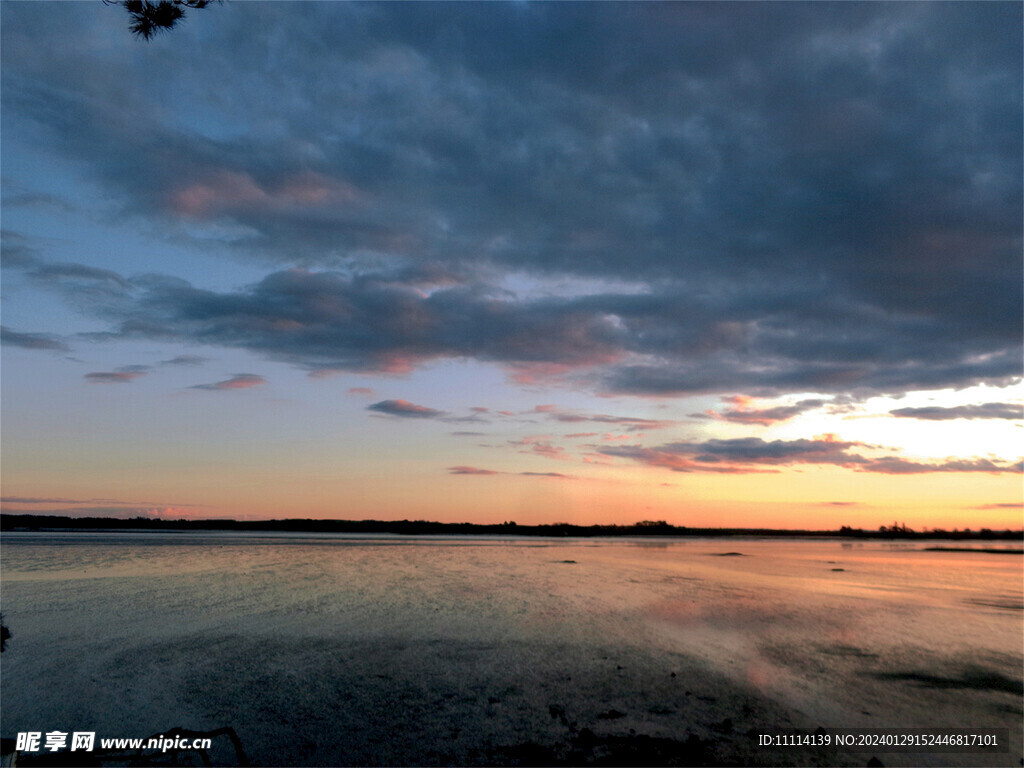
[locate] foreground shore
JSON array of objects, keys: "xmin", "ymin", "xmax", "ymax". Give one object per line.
[
  {"xmin": 2, "ymin": 631, "xmax": 868, "ymax": 766},
  {"xmin": 2, "ymin": 534, "xmax": 1020, "ymax": 766}
]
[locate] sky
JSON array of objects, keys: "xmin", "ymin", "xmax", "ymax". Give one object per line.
[{"xmin": 1, "ymin": 1, "xmax": 1021, "ymax": 530}]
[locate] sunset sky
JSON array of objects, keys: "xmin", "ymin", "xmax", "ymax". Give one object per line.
[{"xmin": 2, "ymin": 2, "xmax": 1021, "ymax": 529}]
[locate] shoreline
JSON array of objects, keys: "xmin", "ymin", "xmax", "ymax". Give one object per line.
[{"xmin": 2, "ymin": 513, "xmax": 1021, "ymax": 542}]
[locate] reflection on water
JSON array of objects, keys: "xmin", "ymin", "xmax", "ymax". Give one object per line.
[{"xmin": 1, "ymin": 533, "xmax": 1021, "ymax": 766}]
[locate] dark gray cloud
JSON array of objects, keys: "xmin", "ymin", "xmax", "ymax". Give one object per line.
[
  {"xmin": 860, "ymin": 457, "xmax": 1022, "ymax": 475},
  {"xmin": 699, "ymin": 397, "xmax": 827, "ymax": 425},
  {"xmin": 29, "ymin": 262, "xmax": 131, "ymax": 289},
  {"xmin": 368, "ymin": 399, "xmax": 445, "ymax": 419},
  {"xmin": 446, "ymin": 466, "xmax": 572, "ymax": 479},
  {"xmin": 601, "ymin": 438, "xmax": 1020, "ymax": 475},
  {"xmin": 160, "ymin": 355, "xmax": 208, "ymax": 366},
  {"xmin": 32, "ymin": 265, "xmax": 1018, "ymax": 398},
  {"xmin": 1, "ymin": 325, "xmax": 69, "ymax": 351},
  {"xmin": 2, "ymin": 2, "xmax": 1020, "ymax": 398},
  {"xmin": 1, "ymin": 191, "xmax": 75, "ymax": 212},
  {"xmin": 0, "ymin": 229, "xmax": 41, "ymax": 269},
  {"xmin": 447, "ymin": 466, "xmax": 498, "ymax": 475},
  {"xmin": 85, "ymin": 369, "xmax": 147, "ymax": 383},
  {"xmin": 889, "ymin": 403, "xmax": 1022, "ymax": 421}
]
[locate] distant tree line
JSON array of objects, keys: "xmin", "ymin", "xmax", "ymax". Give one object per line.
[{"xmin": 2, "ymin": 514, "xmax": 1020, "ymax": 540}]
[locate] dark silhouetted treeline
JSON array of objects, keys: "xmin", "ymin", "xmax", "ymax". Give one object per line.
[{"xmin": 1, "ymin": 514, "xmax": 1020, "ymax": 540}]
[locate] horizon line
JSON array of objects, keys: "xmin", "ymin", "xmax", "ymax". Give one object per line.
[{"xmin": 1, "ymin": 513, "xmax": 1020, "ymax": 539}]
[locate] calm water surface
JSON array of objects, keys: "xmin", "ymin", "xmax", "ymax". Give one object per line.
[{"xmin": 2, "ymin": 532, "xmax": 1021, "ymax": 766}]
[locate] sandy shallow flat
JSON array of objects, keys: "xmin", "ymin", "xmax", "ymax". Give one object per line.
[
  {"xmin": 1, "ymin": 533, "xmax": 1021, "ymax": 766},
  {"xmin": 2, "ymin": 627, "xmax": 856, "ymax": 765}
]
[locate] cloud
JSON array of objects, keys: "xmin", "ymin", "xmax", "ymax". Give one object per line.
[
  {"xmin": 190, "ymin": 373, "xmax": 266, "ymax": 391},
  {"xmin": 0, "ymin": 506, "xmax": 191, "ymax": 519},
  {"xmin": 367, "ymin": 399, "xmax": 445, "ymax": 418},
  {"xmin": 29, "ymin": 262, "xmax": 130, "ymax": 288},
  {"xmin": 348, "ymin": 387, "xmax": 374, "ymax": 396},
  {"xmin": 0, "ymin": 229, "xmax": 41, "ymax": 269},
  {"xmin": 857, "ymin": 457, "xmax": 1022, "ymax": 475},
  {"xmin": 701, "ymin": 396, "xmax": 827, "ymax": 425},
  {"xmin": 4, "ymin": 496, "xmax": 133, "ymax": 505},
  {"xmin": 601, "ymin": 437, "xmax": 1021, "ymax": 475},
  {"xmin": 2, "ymin": 191, "xmax": 75, "ymax": 213},
  {"xmin": 85, "ymin": 368, "xmax": 148, "ymax": 383},
  {"xmin": 1, "ymin": 325, "xmax": 69, "ymax": 351},
  {"xmin": 1, "ymin": 495, "xmax": 201, "ymax": 511},
  {"xmin": 160, "ymin": 355, "xmax": 208, "ymax": 366},
  {"xmin": 447, "ymin": 466, "xmax": 499, "ymax": 475},
  {"xmin": 18, "ymin": 262, "xmax": 1017, "ymax": 398},
  {"xmin": 170, "ymin": 170, "xmax": 360, "ymax": 220},
  {"xmin": 889, "ymin": 403, "xmax": 1022, "ymax": 421},
  {"xmin": 2, "ymin": 2, "xmax": 1020, "ymax": 398},
  {"xmin": 509, "ymin": 435, "xmax": 570, "ymax": 460},
  {"xmin": 446, "ymin": 466, "xmax": 573, "ymax": 479},
  {"xmin": 534, "ymin": 405, "xmax": 675, "ymax": 431}
]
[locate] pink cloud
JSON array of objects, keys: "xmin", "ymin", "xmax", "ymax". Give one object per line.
[
  {"xmin": 448, "ymin": 466, "xmax": 500, "ymax": 475},
  {"xmin": 372, "ymin": 354, "xmax": 418, "ymax": 374},
  {"xmin": 532, "ymin": 404, "xmax": 675, "ymax": 432},
  {"xmin": 508, "ymin": 363, "xmax": 581, "ymax": 385},
  {"xmin": 510, "ymin": 435, "xmax": 569, "ymax": 460},
  {"xmin": 348, "ymin": 387, "xmax": 374, "ymax": 396},
  {"xmin": 170, "ymin": 170, "xmax": 360, "ymax": 218},
  {"xmin": 191, "ymin": 374, "xmax": 266, "ymax": 391}
]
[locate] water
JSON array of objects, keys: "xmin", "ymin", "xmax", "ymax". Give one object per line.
[{"xmin": 1, "ymin": 532, "xmax": 1021, "ymax": 766}]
